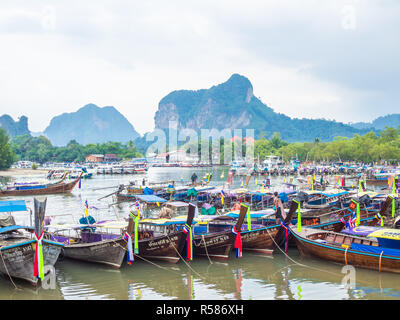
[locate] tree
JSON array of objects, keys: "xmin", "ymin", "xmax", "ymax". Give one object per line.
[{"xmin": 0, "ymin": 128, "xmax": 17, "ymax": 170}]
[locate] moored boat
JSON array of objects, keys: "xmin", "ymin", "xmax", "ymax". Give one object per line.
[
  {"xmin": 0, "ymin": 173, "xmax": 82, "ymax": 197},
  {"xmin": 290, "ymin": 225, "xmax": 400, "ymax": 274},
  {"xmin": 0, "ymin": 198, "xmax": 63, "ymax": 286}
]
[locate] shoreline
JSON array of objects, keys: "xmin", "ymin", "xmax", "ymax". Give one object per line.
[{"xmin": 0, "ymin": 168, "xmax": 48, "ymax": 178}]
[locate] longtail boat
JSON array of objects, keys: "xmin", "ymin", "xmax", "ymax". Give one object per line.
[
  {"xmin": 189, "ymin": 204, "xmax": 247, "ymax": 260},
  {"xmin": 0, "ymin": 173, "xmax": 82, "ymax": 197},
  {"xmin": 196, "ymin": 200, "xmax": 298, "ymax": 255},
  {"xmin": 131, "ymin": 203, "xmax": 195, "ymax": 263},
  {"xmin": 45, "ymin": 219, "xmax": 134, "ymax": 268},
  {"xmin": 0, "ymin": 198, "xmax": 63, "ymax": 286},
  {"xmin": 290, "ymin": 225, "xmax": 400, "ymax": 274}
]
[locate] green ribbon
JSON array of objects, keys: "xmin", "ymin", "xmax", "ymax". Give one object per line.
[
  {"xmin": 390, "ymin": 195, "xmax": 395, "ymax": 218},
  {"xmin": 352, "ymin": 200, "xmax": 360, "ymax": 226},
  {"xmin": 241, "ymin": 204, "xmax": 251, "ymax": 231},
  {"xmin": 130, "ymin": 211, "xmax": 139, "ymax": 254},
  {"xmin": 293, "ymin": 199, "xmax": 301, "ymax": 232}
]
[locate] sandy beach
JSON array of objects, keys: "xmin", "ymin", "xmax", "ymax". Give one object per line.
[{"xmin": 0, "ymin": 168, "xmax": 48, "ymax": 178}]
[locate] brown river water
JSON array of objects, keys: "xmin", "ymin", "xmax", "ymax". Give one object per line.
[{"xmin": 0, "ymin": 167, "xmax": 399, "ymax": 300}]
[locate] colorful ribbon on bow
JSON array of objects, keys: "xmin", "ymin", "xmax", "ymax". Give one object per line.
[
  {"xmin": 129, "ymin": 211, "xmax": 139, "ymax": 254},
  {"xmin": 84, "ymin": 199, "xmax": 89, "ymax": 217},
  {"xmin": 375, "ymin": 212, "xmax": 384, "ymax": 227},
  {"xmin": 280, "ymin": 220, "xmax": 290, "ymax": 252},
  {"xmin": 182, "ymin": 224, "xmax": 194, "ymax": 261},
  {"xmin": 231, "ymin": 226, "xmax": 242, "ymax": 258},
  {"xmin": 34, "ymin": 231, "xmax": 45, "ymax": 280},
  {"xmin": 124, "ymin": 232, "xmax": 134, "ymax": 264},
  {"xmin": 243, "ymin": 205, "xmax": 251, "ymax": 231},
  {"xmin": 293, "ymin": 199, "xmax": 301, "ymax": 232},
  {"xmin": 351, "ymin": 200, "xmax": 360, "ymax": 226},
  {"xmin": 220, "ymin": 189, "xmax": 225, "ymax": 205}
]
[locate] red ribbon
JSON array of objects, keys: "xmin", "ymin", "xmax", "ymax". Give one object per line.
[{"xmin": 232, "ymin": 226, "xmax": 242, "ymax": 258}]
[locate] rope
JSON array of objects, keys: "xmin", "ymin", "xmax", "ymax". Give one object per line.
[
  {"xmin": 165, "ymin": 234, "xmax": 205, "ymax": 279},
  {"xmin": 201, "ymin": 235, "xmax": 213, "ymax": 265},
  {"xmin": 109, "ymin": 238, "xmax": 177, "ymax": 273},
  {"xmin": 132, "ymin": 253, "xmax": 181, "ymax": 274},
  {"xmin": 0, "ymin": 249, "xmax": 20, "ymax": 290},
  {"xmin": 379, "ymin": 251, "xmax": 383, "ymax": 272},
  {"xmin": 265, "ymin": 228, "xmax": 347, "ymax": 278}
]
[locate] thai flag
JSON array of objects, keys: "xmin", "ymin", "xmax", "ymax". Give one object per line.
[
  {"xmin": 220, "ymin": 190, "xmax": 225, "ymax": 197},
  {"xmin": 349, "ymin": 212, "xmax": 357, "ymax": 228},
  {"xmin": 85, "ymin": 199, "xmax": 89, "ymax": 209},
  {"xmin": 340, "ymin": 216, "xmax": 350, "ymax": 229}
]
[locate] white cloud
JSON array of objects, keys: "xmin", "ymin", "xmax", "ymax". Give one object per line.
[{"xmin": 0, "ymin": 0, "xmax": 399, "ymax": 135}]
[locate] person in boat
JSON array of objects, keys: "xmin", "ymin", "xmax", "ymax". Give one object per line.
[
  {"xmin": 273, "ymin": 192, "xmax": 286, "ymax": 224},
  {"xmin": 191, "ymin": 172, "xmax": 198, "ymax": 185}
]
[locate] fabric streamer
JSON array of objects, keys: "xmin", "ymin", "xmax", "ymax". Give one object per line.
[
  {"xmin": 352, "ymin": 200, "xmax": 360, "ymax": 226},
  {"xmin": 293, "ymin": 199, "xmax": 301, "ymax": 232},
  {"xmin": 244, "ymin": 205, "xmax": 252, "ymax": 231},
  {"xmin": 34, "ymin": 231, "xmax": 45, "ymax": 280},
  {"xmin": 78, "ymin": 177, "xmax": 81, "ymax": 189},
  {"xmin": 84, "ymin": 199, "xmax": 89, "ymax": 217},
  {"xmin": 350, "ymin": 211, "xmax": 357, "ymax": 229},
  {"xmin": 390, "ymin": 195, "xmax": 396, "ymax": 218},
  {"xmin": 135, "ymin": 201, "xmax": 141, "ymax": 219},
  {"xmin": 124, "ymin": 232, "xmax": 134, "ymax": 264},
  {"xmin": 220, "ymin": 189, "xmax": 225, "ymax": 205},
  {"xmin": 182, "ymin": 224, "xmax": 194, "ymax": 261},
  {"xmin": 280, "ymin": 221, "xmax": 290, "ymax": 252},
  {"xmin": 129, "ymin": 211, "xmax": 139, "ymax": 254},
  {"xmin": 375, "ymin": 212, "xmax": 384, "ymax": 227},
  {"xmin": 231, "ymin": 226, "xmax": 242, "ymax": 258}
]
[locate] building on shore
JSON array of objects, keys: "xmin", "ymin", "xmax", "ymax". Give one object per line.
[{"xmin": 85, "ymin": 154, "xmax": 105, "ymax": 163}]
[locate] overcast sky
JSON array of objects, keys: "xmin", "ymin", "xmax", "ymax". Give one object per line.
[{"xmin": 0, "ymin": 0, "xmax": 399, "ymax": 135}]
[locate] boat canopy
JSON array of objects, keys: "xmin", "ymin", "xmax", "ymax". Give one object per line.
[
  {"xmin": 165, "ymin": 201, "xmax": 189, "ymax": 208},
  {"xmin": 305, "ymin": 189, "xmax": 349, "ymax": 197},
  {"xmin": 135, "ymin": 195, "xmax": 168, "ymax": 203},
  {"xmin": 139, "ymin": 217, "xmax": 191, "ymax": 226},
  {"xmin": 0, "ymin": 225, "xmax": 33, "ymax": 234},
  {"xmin": 367, "ymin": 229, "xmax": 400, "ymax": 240},
  {"xmin": 0, "ymin": 200, "xmax": 27, "ymax": 212}
]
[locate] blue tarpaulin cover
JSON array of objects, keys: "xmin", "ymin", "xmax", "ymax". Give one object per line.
[
  {"xmin": 0, "ymin": 200, "xmax": 27, "ymax": 212},
  {"xmin": 143, "ymin": 187, "xmax": 154, "ymax": 195},
  {"xmin": 135, "ymin": 195, "xmax": 168, "ymax": 203},
  {"xmin": 351, "ymin": 243, "xmax": 400, "ymax": 257}
]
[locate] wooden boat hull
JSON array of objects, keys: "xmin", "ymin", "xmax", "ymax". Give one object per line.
[
  {"xmin": 63, "ymin": 238, "xmax": 127, "ymax": 268},
  {"xmin": 365, "ymin": 179, "xmax": 388, "ymax": 186},
  {"xmin": 240, "ymin": 225, "xmax": 281, "ymax": 255},
  {"xmin": 0, "ymin": 177, "xmax": 80, "ymax": 197},
  {"xmin": 193, "ymin": 232, "xmax": 234, "ymax": 260},
  {"xmin": 291, "ymin": 227, "xmax": 400, "ymax": 274},
  {"xmin": 0, "ymin": 240, "xmax": 63, "ymax": 285},
  {"xmin": 136, "ymin": 232, "xmax": 185, "ymax": 264}
]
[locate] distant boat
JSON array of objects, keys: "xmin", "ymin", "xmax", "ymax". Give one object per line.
[{"xmin": 0, "ymin": 173, "xmax": 82, "ymax": 197}]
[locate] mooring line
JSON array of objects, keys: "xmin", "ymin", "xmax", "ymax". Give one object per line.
[
  {"xmin": 0, "ymin": 249, "xmax": 20, "ymax": 290},
  {"xmin": 165, "ymin": 234, "xmax": 205, "ymax": 280}
]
